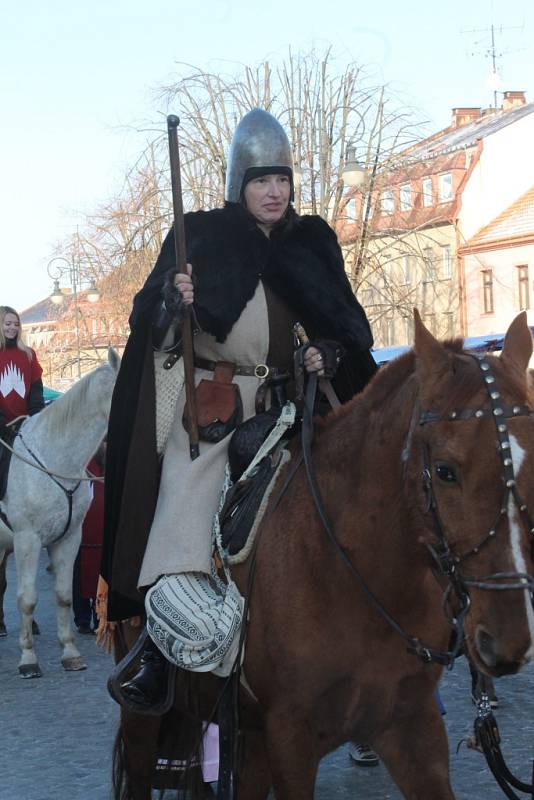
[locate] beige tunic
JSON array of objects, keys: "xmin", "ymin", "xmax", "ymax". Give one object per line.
[{"xmin": 138, "ymin": 283, "xmax": 270, "ymax": 587}]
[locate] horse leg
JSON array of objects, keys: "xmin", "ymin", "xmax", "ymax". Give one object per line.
[
  {"xmin": 114, "ymin": 708, "xmax": 162, "ymax": 800},
  {"xmin": 14, "ymin": 531, "xmax": 42, "ymax": 677},
  {"xmin": 48, "ymin": 530, "xmax": 86, "ymax": 671},
  {"xmin": 0, "ymin": 550, "xmax": 7, "ymax": 636},
  {"xmin": 262, "ymin": 711, "xmax": 317, "ymax": 800},
  {"xmin": 374, "ymin": 694, "xmax": 455, "ymax": 799},
  {"xmin": 237, "ymin": 730, "xmax": 272, "ymax": 800}
]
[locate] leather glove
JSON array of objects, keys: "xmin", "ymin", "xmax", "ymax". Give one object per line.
[
  {"xmin": 305, "ymin": 340, "xmax": 345, "ymax": 379},
  {"xmin": 162, "ymin": 269, "xmax": 187, "ymax": 323}
]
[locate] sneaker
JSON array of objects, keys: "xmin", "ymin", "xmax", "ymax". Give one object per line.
[{"xmin": 348, "ymin": 743, "xmax": 380, "ymax": 767}]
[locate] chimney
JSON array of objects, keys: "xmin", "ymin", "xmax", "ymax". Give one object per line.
[
  {"xmin": 502, "ymin": 91, "xmax": 526, "ymax": 111},
  {"xmin": 451, "ymin": 107, "xmax": 481, "ymax": 128}
]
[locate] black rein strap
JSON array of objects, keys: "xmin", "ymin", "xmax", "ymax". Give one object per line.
[
  {"xmin": 301, "ymin": 374, "xmax": 456, "ymax": 666},
  {"xmin": 18, "ymin": 432, "xmax": 81, "ymax": 544}
]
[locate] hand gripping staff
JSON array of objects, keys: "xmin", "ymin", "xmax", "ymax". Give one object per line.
[{"xmin": 167, "ymin": 114, "xmax": 199, "ymax": 460}]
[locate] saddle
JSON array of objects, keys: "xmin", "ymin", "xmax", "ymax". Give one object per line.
[
  {"xmin": 216, "ymin": 402, "xmax": 296, "ymax": 565},
  {"xmin": 218, "ymin": 449, "xmax": 290, "ymax": 563}
]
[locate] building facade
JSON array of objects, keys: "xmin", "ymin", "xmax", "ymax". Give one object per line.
[{"xmin": 344, "ymin": 91, "xmax": 534, "ymax": 347}]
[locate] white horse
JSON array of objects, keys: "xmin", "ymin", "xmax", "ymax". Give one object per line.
[{"xmin": 0, "ymin": 349, "xmax": 120, "ymax": 677}]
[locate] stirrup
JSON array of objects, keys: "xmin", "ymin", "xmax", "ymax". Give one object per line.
[{"xmin": 107, "ymin": 628, "xmax": 177, "ymax": 716}]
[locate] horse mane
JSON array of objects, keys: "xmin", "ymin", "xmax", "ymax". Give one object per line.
[
  {"xmin": 36, "ymin": 366, "xmax": 100, "ymax": 436},
  {"xmin": 319, "ymin": 337, "xmax": 532, "ymax": 433}
]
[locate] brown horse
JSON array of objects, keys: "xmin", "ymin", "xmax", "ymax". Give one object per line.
[{"xmin": 112, "ymin": 311, "xmax": 534, "ymax": 799}]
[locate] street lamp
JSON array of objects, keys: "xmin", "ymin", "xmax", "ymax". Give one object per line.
[
  {"xmin": 47, "ymin": 255, "xmax": 100, "ymax": 380},
  {"xmin": 342, "ymin": 146, "xmax": 368, "ymax": 189}
]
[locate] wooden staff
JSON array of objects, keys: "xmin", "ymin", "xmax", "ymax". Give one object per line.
[{"xmin": 167, "ymin": 114, "xmax": 199, "ymax": 460}]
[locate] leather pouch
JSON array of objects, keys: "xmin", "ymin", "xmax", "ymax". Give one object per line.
[{"xmin": 183, "ymin": 361, "xmax": 243, "ymax": 443}]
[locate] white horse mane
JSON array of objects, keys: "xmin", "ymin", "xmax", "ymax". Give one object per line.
[{"xmin": 36, "ymin": 362, "xmax": 110, "ymax": 437}]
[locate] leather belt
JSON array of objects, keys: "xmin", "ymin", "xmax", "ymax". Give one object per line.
[{"xmin": 194, "ymin": 356, "xmax": 276, "ymax": 380}]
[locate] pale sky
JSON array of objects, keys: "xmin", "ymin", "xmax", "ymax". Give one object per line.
[{"xmin": 1, "ymin": 0, "xmax": 532, "ymax": 311}]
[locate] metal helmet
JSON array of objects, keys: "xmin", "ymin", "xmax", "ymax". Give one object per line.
[{"xmin": 224, "ymin": 108, "xmax": 294, "ymax": 202}]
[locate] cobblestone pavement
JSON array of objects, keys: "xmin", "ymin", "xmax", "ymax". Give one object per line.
[{"xmin": 1, "ymin": 552, "xmax": 533, "ymax": 799}]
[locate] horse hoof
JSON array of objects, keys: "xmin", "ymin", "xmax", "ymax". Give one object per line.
[
  {"xmin": 62, "ymin": 656, "xmax": 87, "ymax": 672},
  {"xmin": 19, "ymin": 663, "xmax": 42, "ymax": 679},
  {"xmin": 0, "ymin": 623, "xmax": 7, "ymax": 637},
  {"xmin": 32, "ymin": 620, "xmax": 40, "ymax": 635}
]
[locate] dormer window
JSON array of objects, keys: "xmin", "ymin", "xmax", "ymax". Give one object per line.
[
  {"xmin": 380, "ymin": 189, "xmax": 394, "ymax": 215},
  {"xmin": 346, "ymin": 197, "xmax": 357, "ymax": 221},
  {"xmin": 400, "ymin": 183, "xmax": 412, "ymax": 211},
  {"xmin": 438, "ymin": 173, "xmax": 453, "ymax": 202},
  {"xmin": 422, "ymin": 177, "xmax": 433, "ymax": 206}
]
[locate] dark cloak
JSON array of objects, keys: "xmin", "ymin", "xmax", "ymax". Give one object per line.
[{"xmin": 101, "ymin": 203, "xmax": 377, "ymax": 621}]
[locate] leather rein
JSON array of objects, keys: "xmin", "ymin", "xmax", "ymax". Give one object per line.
[
  {"xmin": 301, "ymin": 354, "xmax": 534, "ymax": 669},
  {"xmin": 8, "ymin": 431, "xmax": 83, "ymax": 544}
]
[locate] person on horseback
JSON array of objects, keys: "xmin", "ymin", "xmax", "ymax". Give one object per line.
[
  {"xmin": 0, "ymin": 306, "xmax": 44, "ymax": 495},
  {"xmin": 100, "ymin": 108, "xmax": 377, "ymax": 710}
]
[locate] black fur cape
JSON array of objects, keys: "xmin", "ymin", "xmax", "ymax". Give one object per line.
[{"xmin": 101, "ymin": 203, "xmax": 377, "ymax": 620}]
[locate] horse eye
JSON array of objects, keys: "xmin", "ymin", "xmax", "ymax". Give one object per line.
[{"xmin": 435, "ymin": 463, "xmax": 457, "ymax": 483}]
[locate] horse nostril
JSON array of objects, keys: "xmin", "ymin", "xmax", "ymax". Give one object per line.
[{"xmin": 475, "ymin": 627, "xmax": 497, "ymax": 669}]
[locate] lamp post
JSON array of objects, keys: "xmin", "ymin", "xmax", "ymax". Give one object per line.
[
  {"xmin": 342, "ymin": 146, "xmax": 368, "ymax": 189},
  {"xmin": 47, "ymin": 255, "xmax": 100, "ymax": 380},
  {"xmin": 342, "ymin": 145, "xmax": 374, "ymax": 286}
]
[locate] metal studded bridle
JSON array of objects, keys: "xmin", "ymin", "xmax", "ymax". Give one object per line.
[{"xmin": 419, "ymin": 354, "xmax": 534, "ymax": 602}]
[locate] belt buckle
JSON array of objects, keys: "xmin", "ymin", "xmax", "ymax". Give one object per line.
[{"xmin": 254, "ymin": 363, "xmax": 269, "ymax": 379}]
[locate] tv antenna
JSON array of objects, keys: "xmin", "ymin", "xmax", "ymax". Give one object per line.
[{"xmin": 462, "ymin": 22, "xmax": 525, "ymax": 109}]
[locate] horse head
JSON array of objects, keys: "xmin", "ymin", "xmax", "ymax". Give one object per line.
[
  {"xmin": 412, "ymin": 310, "xmax": 534, "ymax": 677},
  {"xmin": 87, "ymin": 347, "xmax": 121, "ymax": 422}
]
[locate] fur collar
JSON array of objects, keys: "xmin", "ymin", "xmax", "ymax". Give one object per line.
[{"xmin": 132, "ymin": 203, "xmax": 373, "ymax": 351}]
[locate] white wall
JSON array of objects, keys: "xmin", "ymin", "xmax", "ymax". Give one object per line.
[
  {"xmin": 463, "ymin": 242, "xmax": 534, "ymax": 336},
  {"xmin": 459, "ymin": 112, "xmax": 534, "ymax": 243}
]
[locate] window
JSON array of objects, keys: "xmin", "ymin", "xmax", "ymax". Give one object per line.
[
  {"xmin": 442, "ymin": 311, "xmax": 454, "ymax": 338},
  {"xmin": 361, "ymin": 287, "xmax": 374, "ymax": 307},
  {"xmin": 380, "ymin": 189, "xmax": 394, "ymax": 215},
  {"xmin": 422, "ymin": 177, "xmax": 433, "ymax": 207},
  {"xmin": 438, "ymin": 173, "xmax": 453, "ymax": 202},
  {"xmin": 424, "ymin": 313, "xmax": 436, "ymax": 335},
  {"xmin": 402, "ymin": 316, "xmax": 413, "ymax": 344},
  {"xmin": 386, "ymin": 318, "xmax": 395, "ymax": 346},
  {"xmin": 400, "ymin": 183, "xmax": 412, "ymax": 211},
  {"xmin": 442, "ymin": 245, "xmax": 453, "ymax": 279},
  {"xmin": 482, "ymin": 269, "xmax": 494, "ymax": 314},
  {"xmin": 517, "ymin": 265, "xmax": 530, "ymax": 310},
  {"xmin": 346, "ymin": 198, "xmax": 356, "ymax": 221},
  {"xmin": 402, "ymin": 254, "xmax": 413, "ymax": 284},
  {"xmin": 423, "ymin": 248, "xmax": 436, "ymax": 281}
]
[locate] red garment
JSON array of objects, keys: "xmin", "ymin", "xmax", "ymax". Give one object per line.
[
  {"xmin": 80, "ymin": 457, "xmax": 105, "ymax": 599},
  {"xmin": 0, "ymin": 346, "xmax": 42, "ymax": 422}
]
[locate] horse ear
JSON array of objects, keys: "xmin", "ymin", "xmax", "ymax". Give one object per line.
[
  {"xmin": 413, "ymin": 308, "xmax": 450, "ymax": 375},
  {"xmin": 108, "ymin": 347, "xmax": 121, "ymax": 373},
  {"xmin": 500, "ymin": 312, "xmax": 533, "ymax": 375},
  {"xmin": 413, "ymin": 308, "xmax": 451, "ymax": 383}
]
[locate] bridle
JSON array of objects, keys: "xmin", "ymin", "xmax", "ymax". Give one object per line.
[
  {"xmin": 419, "ymin": 354, "xmax": 534, "ymax": 598},
  {"xmin": 301, "ymin": 354, "xmax": 534, "ymax": 669}
]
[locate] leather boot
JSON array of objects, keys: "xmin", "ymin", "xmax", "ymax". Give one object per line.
[{"xmin": 120, "ymin": 636, "xmax": 168, "ymax": 710}]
